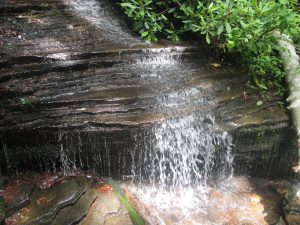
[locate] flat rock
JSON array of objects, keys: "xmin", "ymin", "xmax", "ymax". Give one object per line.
[
  {"xmin": 286, "ymin": 214, "xmax": 300, "ymax": 225},
  {"xmin": 6, "ymin": 183, "xmax": 35, "ymax": 217},
  {"xmin": 79, "ymin": 191, "xmax": 132, "ymax": 225},
  {"xmin": 52, "ymin": 181, "xmax": 98, "ymax": 225},
  {"xmin": 283, "ymin": 181, "xmax": 300, "ymax": 224},
  {"xmin": 7, "ymin": 177, "xmax": 87, "ymax": 225}
]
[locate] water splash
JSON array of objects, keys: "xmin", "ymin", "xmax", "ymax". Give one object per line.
[
  {"xmin": 127, "ymin": 112, "xmax": 234, "ymax": 214},
  {"xmin": 58, "ymin": 131, "xmax": 76, "ymax": 175},
  {"xmin": 134, "ymin": 47, "xmax": 187, "ymax": 67},
  {"xmin": 125, "ymin": 46, "xmax": 234, "ymax": 224}
]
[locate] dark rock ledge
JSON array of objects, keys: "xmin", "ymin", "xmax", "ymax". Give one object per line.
[{"xmin": 0, "ymin": 0, "xmax": 297, "ymax": 178}]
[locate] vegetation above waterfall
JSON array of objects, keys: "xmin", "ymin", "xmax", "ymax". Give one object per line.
[{"xmin": 120, "ymin": 0, "xmax": 300, "ymax": 95}]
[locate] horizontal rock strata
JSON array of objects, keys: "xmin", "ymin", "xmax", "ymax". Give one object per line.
[{"xmin": 0, "ymin": 0, "xmax": 297, "ymax": 178}]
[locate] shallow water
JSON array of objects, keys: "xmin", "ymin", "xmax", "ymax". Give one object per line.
[
  {"xmin": 0, "ymin": 173, "xmax": 284, "ymax": 225},
  {"xmin": 123, "ymin": 176, "xmax": 283, "ymax": 225}
]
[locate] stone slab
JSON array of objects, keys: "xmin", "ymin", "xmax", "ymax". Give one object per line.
[{"xmin": 7, "ymin": 177, "xmax": 87, "ymax": 225}]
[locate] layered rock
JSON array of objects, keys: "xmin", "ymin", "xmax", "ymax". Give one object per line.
[
  {"xmin": 0, "ymin": 0, "xmax": 297, "ymax": 179},
  {"xmin": 0, "ymin": 174, "xmax": 138, "ymax": 225}
]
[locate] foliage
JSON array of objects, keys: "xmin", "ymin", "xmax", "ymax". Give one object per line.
[
  {"xmin": 19, "ymin": 97, "xmax": 32, "ymax": 105},
  {"xmin": 120, "ymin": 0, "xmax": 300, "ymax": 95}
]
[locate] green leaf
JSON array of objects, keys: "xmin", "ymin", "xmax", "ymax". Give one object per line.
[
  {"xmin": 256, "ymin": 101, "xmax": 263, "ymax": 106},
  {"xmin": 225, "ymin": 22, "xmax": 231, "ymax": 33},
  {"xmin": 278, "ymin": 0, "xmax": 287, "ymax": 4},
  {"xmin": 279, "ymin": 19, "xmax": 288, "ymax": 31},
  {"xmin": 168, "ymin": 8, "xmax": 176, "ymax": 13},
  {"xmin": 20, "ymin": 97, "xmax": 32, "ymax": 105},
  {"xmin": 165, "ymin": 29, "xmax": 173, "ymax": 34},
  {"xmin": 144, "ymin": 22, "xmax": 149, "ymax": 29},
  {"xmin": 206, "ymin": 33, "xmax": 211, "ymax": 44},
  {"xmin": 161, "ymin": 14, "xmax": 168, "ymax": 20},
  {"xmin": 120, "ymin": 3, "xmax": 136, "ymax": 9},
  {"xmin": 141, "ymin": 31, "xmax": 149, "ymax": 37},
  {"xmin": 227, "ymin": 40, "xmax": 235, "ymax": 49},
  {"xmin": 217, "ymin": 25, "xmax": 224, "ymax": 35}
]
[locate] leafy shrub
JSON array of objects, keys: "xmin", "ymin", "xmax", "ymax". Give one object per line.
[{"xmin": 120, "ymin": 0, "xmax": 300, "ymax": 95}]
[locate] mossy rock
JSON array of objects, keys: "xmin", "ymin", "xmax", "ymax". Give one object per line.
[{"xmin": 106, "ymin": 180, "xmax": 145, "ymax": 225}]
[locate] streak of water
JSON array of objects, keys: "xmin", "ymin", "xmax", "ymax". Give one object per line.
[
  {"xmin": 124, "ymin": 48, "xmax": 234, "ymax": 223},
  {"xmin": 135, "ymin": 47, "xmax": 187, "ymax": 67},
  {"xmin": 64, "ymin": 0, "xmax": 142, "ymax": 45}
]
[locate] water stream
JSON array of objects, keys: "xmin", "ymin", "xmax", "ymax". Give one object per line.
[
  {"xmin": 122, "ymin": 48, "xmax": 234, "ymax": 224},
  {"xmin": 64, "ymin": 0, "xmax": 143, "ymax": 46}
]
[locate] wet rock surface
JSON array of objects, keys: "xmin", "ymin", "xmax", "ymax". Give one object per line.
[
  {"xmin": 127, "ymin": 176, "xmax": 288, "ymax": 225},
  {"xmin": 283, "ymin": 180, "xmax": 300, "ymax": 225},
  {"xmin": 79, "ymin": 191, "xmax": 132, "ymax": 225},
  {"xmin": 5, "ymin": 183, "xmax": 35, "ymax": 217},
  {"xmin": 216, "ymin": 79, "xmax": 296, "ymax": 178},
  {"xmin": 52, "ymin": 181, "xmax": 97, "ymax": 225},
  {"xmin": 0, "ymin": 0, "xmax": 296, "ymax": 178},
  {"xmin": 0, "ymin": 173, "xmax": 135, "ymax": 225},
  {"xmin": 1, "ymin": 173, "xmax": 295, "ymax": 225},
  {"xmin": 8, "ymin": 177, "xmax": 86, "ymax": 224}
]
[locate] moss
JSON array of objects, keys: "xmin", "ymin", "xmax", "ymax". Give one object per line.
[
  {"xmin": 257, "ymin": 128, "xmax": 265, "ymax": 143},
  {"xmin": 106, "ymin": 180, "xmax": 145, "ymax": 225}
]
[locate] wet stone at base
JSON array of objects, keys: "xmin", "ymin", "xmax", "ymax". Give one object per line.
[
  {"xmin": 6, "ymin": 183, "xmax": 35, "ymax": 217},
  {"xmin": 1, "ymin": 173, "xmax": 298, "ymax": 225},
  {"xmin": 2, "ymin": 174, "xmax": 136, "ymax": 225},
  {"xmin": 79, "ymin": 192, "xmax": 132, "ymax": 225},
  {"xmin": 283, "ymin": 181, "xmax": 300, "ymax": 225},
  {"xmin": 52, "ymin": 181, "xmax": 98, "ymax": 225},
  {"xmin": 7, "ymin": 177, "xmax": 87, "ymax": 225}
]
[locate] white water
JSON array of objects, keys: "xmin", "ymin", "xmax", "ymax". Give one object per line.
[
  {"xmin": 125, "ymin": 48, "xmax": 234, "ymax": 224},
  {"xmin": 64, "ymin": 0, "xmax": 142, "ymax": 45},
  {"xmin": 135, "ymin": 47, "xmax": 187, "ymax": 67},
  {"xmin": 127, "ymin": 114, "xmax": 233, "ymax": 223}
]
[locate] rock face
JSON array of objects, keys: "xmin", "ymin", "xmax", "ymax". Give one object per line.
[
  {"xmin": 0, "ymin": 0, "xmax": 297, "ymax": 179},
  {"xmin": 1, "ymin": 174, "xmax": 136, "ymax": 225},
  {"xmin": 284, "ymin": 181, "xmax": 300, "ymax": 225},
  {"xmin": 216, "ymin": 79, "xmax": 297, "ymax": 178}
]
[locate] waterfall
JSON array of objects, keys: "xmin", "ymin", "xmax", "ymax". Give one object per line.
[
  {"xmin": 124, "ymin": 48, "xmax": 234, "ymax": 222},
  {"xmin": 64, "ymin": 0, "xmax": 143, "ymax": 45},
  {"xmin": 130, "ymin": 48, "xmax": 234, "ymax": 187}
]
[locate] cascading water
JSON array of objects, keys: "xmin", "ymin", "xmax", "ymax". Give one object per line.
[
  {"xmin": 130, "ymin": 115, "xmax": 233, "ymax": 187},
  {"xmin": 64, "ymin": 0, "xmax": 143, "ymax": 46},
  {"xmin": 123, "ymin": 48, "xmax": 235, "ymax": 224}
]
